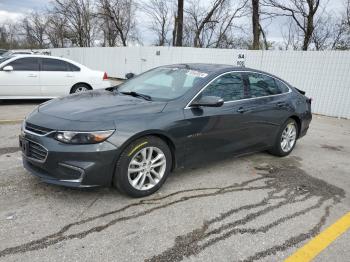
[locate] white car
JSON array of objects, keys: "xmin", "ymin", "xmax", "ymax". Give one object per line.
[
  {"xmin": 0, "ymin": 50, "xmax": 34, "ymax": 59},
  {"xmin": 0, "ymin": 55, "xmax": 112, "ymax": 99}
]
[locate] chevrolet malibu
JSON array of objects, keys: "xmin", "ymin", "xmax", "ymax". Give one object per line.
[{"xmin": 20, "ymin": 64, "xmax": 312, "ymax": 197}]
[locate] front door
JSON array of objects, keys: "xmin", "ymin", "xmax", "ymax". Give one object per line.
[
  {"xmin": 183, "ymin": 72, "xmax": 254, "ymax": 166},
  {"xmin": 0, "ymin": 57, "xmax": 41, "ymax": 97}
]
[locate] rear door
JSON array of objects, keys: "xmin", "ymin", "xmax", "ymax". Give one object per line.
[
  {"xmin": 183, "ymin": 72, "xmax": 256, "ymax": 165},
  {"xmin": 241, "ymin": 72, "xmax": 292, "ymax": 147},
  {"xmin": 40, "ymin": 58, "xmax": 78, "ymax": 97},
  {"xmin": 0, "ymin": 57, "xmax": 40, "ymax": 97}
]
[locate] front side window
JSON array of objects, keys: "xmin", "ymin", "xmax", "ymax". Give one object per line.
[
  {"xmin": 6, "ymin": 57, "xmax": 40, "ymax": 71},
  {"xmin": 41, "ymin": 58, "xmax": 71, "ymax": 71},
  {"xmin": 117, "ymin": 67, "xmax": 208, "ymax": 101},
  {"xmin": 201, "ymin": 72, "xmax": 246, "ymax": 102},
  {"xmin": 247, "ymin": 73, "xmax": 282, "ymax": 97}
]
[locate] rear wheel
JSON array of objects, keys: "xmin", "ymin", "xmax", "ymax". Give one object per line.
[
  {"xmin": 113, "ymin": 136, "xmax": 172, "ymax": 197},
  {"xmin": 269, "ymin": 118, "xmax": 298, "ymax": 156},
  {"xmin": 70, "ymin": 84, "xmax": 91, "ymax": 94}
]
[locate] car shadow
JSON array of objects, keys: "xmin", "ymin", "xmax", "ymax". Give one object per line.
[{"xmin": 0, "ymin": 99, "xmax": 50, "ymax": 105}]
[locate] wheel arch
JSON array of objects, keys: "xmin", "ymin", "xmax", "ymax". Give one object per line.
[
  {"xmin": 116, "ymin": 130, "xmax": 178, "ymax": 171},
  {"xmin": 70, "ymin": 82, "xmax": 93, "ymax": 93},
  {"xmin": 289, "ymin": 115, "xmax": 301, "ymax": 138}
]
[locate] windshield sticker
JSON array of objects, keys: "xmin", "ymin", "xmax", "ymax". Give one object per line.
[{"xmin": 186, "ymin": 70, "xmax": 208, "ymax": 78}]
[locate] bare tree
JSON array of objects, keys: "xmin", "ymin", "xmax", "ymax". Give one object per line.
[
  {"xmin": 98, "ymin": 0, "xmax": 137, "ymax": 46},
  {"xmin": 21, "ymin": 12, "xmax": 48, "ymax": 48},
  {"xmin": 0, "ymin": 22, "xmax": 21, "ymax": 49},
  {"xmin": 192, "ymin": 0, "xmax": 225, "ymax": 47},
  {"xmin": 281, "ymin": 19, "xmax": 301, "ymax": 50},
  {"xmin": 263, "ymin": 0, "xmax": 321, "ymax": 50},
  {"xmin": 175, "ymin": 0, "xmax": 184, "ymax": 46},
  {"xmin": 53, "ymin": 0, "xmax": 96, "ymax": 47},
  {"xmin": 141, "ymin": 0, "xmax": 173, "ymax": 46},
  {"xmin": 45, "ymin": 12, "xmax": 69, "ymax": 48},
  {"xmin": 184, "ymin": 0, "xmax": 248, "ymax": 48},
  {"xmin": 347, "ymin": 0, "xmax": 350, "ymax": 27},
  {"xmin": 252, "ymin": 0, "xmax": 260, "ymax": 49}
]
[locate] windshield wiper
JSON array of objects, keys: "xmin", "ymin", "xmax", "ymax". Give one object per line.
[{"xmin": 120, "ymin": 91, "xmax": 152, "ymax": 101}]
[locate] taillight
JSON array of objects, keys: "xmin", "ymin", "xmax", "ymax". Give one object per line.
[{"xmin": 103, "ymin": 72, "xmax": 108, "ymax": 80}]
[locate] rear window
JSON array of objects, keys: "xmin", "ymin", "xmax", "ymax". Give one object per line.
[
  {"xmin": 41, "ymin": 58, "xmax": 70, "ymax": 71},
  {"xmin": 275, "ymin": 79, "xmax": 290, "ymax": 93}
]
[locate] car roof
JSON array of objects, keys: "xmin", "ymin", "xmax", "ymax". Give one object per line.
[
  {"xmin": 162, "ymin": 63, "xmax": 290, "ymax": 84},
  {"xmin": 162, "ymin": 63, "xmax": 266, "ymax": 74},
  {"xmin": 3, "ymin": 54, "xmax": 86, "ymax": 68}
]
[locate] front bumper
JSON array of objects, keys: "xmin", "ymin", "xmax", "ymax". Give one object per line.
[{"xmin": 20, "ymin": 133, "xmax": 119, "ymax": 187}]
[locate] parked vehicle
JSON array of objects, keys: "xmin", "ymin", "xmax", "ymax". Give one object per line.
[
  {"xmin": 20, "ymin": 64, "xmax": 312, "ymax": 197},
  {"xmin": 0, "ymin": 55, "xmax": 111, "ymax": 99},
  {"xmin": 0, "ymin": 49, "xmax": 7, "ymax": 56},
  {"xmin": 0, "ymin": 50, "xmax": 34, "ymax": 58}
]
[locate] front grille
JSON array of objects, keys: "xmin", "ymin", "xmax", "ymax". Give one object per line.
[
  {"xmin": 28, "ymin": 141, "xmax": 48, "ymax": 161},
  {"xmin": 25, "ymin": 122, "xmax": 53, "ymax": 136}
]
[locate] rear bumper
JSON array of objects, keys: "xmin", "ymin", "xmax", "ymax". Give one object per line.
[{"xmin": 20, "ymin": 134, "xmax": 119, "ymax": 187}]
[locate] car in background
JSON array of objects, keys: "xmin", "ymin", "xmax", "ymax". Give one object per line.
[
  {"xmin": 0, "ymin": 55, "xmax": 112, "ymax": 99},
  {"xmin": 20, "ymin": 64, "xmax": 312, "ymax": 197},
  {"xmin": 0, "ymin": 50, "xmax": 34, "ymax": 59},
  {"xmin": 0, "ymin": 49, "xmax": 7, "ymax": 56}
]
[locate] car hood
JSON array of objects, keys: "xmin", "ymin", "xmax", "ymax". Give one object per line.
[{"xmin": 38, "ymin": 90, "xmax": 167, "ymax": 122}]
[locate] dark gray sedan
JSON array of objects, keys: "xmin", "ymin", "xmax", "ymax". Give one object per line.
[{"xmin": 20, "ymin": 64, "xmax": 312, "ymax": 197}]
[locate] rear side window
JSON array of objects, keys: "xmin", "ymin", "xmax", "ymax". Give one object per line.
[
  {"xmin": 201, "ymin": 72, "xmax": 246, "ymax": 102},
  {"xmin": 275, "ymin": 79, "xmax": 290, "ymax": 93},
  {"xmin": 247, "ymin": 73, "xmax": 282, "ymax": 97},
  {"xmin": 6, "ymin": 57, "xmax": 40, "ymax": 71},
  {"xmin": 69, "ymin": 63, "xmax": 80, "ymax": 71},
  {"xmin": 41, "ymin": 58, "xmax": 80, "ymax": 71}
]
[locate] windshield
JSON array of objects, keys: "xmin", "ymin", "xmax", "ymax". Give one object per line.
[
  {"xmin": 1, "ymin": 51, "xmax": 12, "ymax": 57},
  {"xmin": 0, "ymin": 56, "xmax": 12, "ymax": 65},
  {"xmin": 117, "ymin": 67, "xmax": 208, "ymax": 101}
]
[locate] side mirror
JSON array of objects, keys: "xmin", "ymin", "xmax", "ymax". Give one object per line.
[
  {"xmin": 2, "ymin": 65, "xmax": 13, "ymax": 72},
  {"xmin": 191, "ymin": 96, "xmax": 224, "ymax": 108},
  {"xmin": 125, "ymin": 73, "xmax": 135, "ymax": 79}
]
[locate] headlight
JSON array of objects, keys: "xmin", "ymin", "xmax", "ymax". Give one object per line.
[{"xmin": 55, "ymin": 130, "xmax": 115, "ymax": 144}]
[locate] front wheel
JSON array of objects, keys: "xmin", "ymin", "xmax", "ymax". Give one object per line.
[
  {"xmin": 269, "ymin": 118, "xmax": 298, "ymax": 157},
  {"xmin": 113, "ymin": 136, "xmax": 172, "ymax": 197}
]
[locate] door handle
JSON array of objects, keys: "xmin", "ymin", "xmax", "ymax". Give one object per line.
[
  {"xmin": 65, "ymin": 74, "xmax": 73, "ymax": 77},
  {"xmin": 28, "ymin": 74, "xmax": 37, "ymax": 77},
  {"xmin": 237, "ymin": 107, "xmax": 246, "ymax": 113}
]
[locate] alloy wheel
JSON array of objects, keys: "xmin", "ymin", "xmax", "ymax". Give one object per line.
[
  {"xmin": 127, "ymin": 146, "xmax": 166, "ymax": 190},
  {"xmin": 75, "ymin": 86, "xmax": 88, "ymax": 93},
  {"xmin": 280, "ymin": 123, "xmax": 297, "ymax": 152}
]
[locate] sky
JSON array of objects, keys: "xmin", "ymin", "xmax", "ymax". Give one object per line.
[{"xmin": 0, "ymin": 0, "xmax": 346, "ymax": 45}]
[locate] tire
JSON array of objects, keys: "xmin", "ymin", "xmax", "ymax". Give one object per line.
[
  {"xmin": 113, "ymin": 136, "xmax": 172, "ymax": 197},
  {"xmin": 269, "ymin": 118, "xmax": 298, "ymax": 157},
  {"xmin": 70, "ymin": 84, "xmax": 91, "ymax": 94}
]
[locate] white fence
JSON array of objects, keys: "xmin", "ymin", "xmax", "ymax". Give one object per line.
[{"xmin": 48, "ymin": 47, "xmax": 350, "ymax": 119}]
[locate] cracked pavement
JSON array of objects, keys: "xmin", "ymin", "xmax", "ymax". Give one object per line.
[{"xmin": 0, "ymin": 108, "xmax": 349, "ymax": 262}]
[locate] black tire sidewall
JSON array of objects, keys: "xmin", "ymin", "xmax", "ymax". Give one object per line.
[{"xmin": 114, "ymin": 136, "xmax": 172, "ymax": 197}]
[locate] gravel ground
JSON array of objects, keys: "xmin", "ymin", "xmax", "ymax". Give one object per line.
[{"xmin": 0, "ymin": 103, "xmax": 349, "ymax": 262}]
